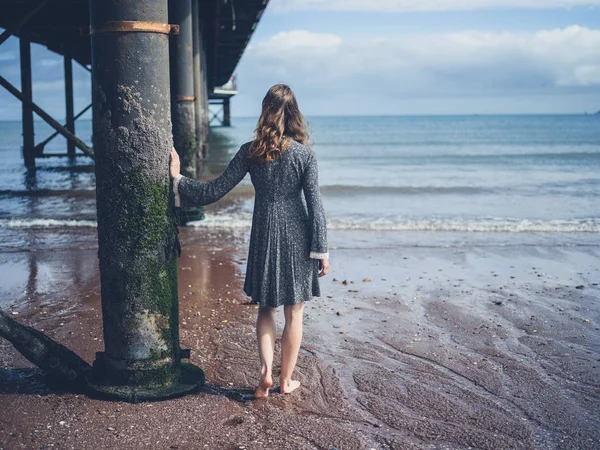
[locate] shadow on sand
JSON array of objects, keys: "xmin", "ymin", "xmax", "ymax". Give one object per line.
[{"xmin": 0, "ymin": 367, "xmax": 272, "ymax": 403}]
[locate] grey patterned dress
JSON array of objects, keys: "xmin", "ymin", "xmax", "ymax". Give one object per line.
[{"xmin": 173, "ymin": 139, "xmax": 329, "ymax": 308}]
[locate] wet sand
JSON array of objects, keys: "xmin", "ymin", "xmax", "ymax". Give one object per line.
[{"xmin": 1, "ymin": 227, "xmax": 599, "ymax": 449}]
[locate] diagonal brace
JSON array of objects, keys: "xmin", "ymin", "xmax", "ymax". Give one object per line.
[
  {"xmin": 34, "ymin": 103, "xmax": 92, "ymax": 155},
  {"xmin": 0, "ymin": 75, "xmax": 94, "ymax": 159}
]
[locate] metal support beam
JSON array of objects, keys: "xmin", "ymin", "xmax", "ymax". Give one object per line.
[
  {"xmin": 0, "ymin": 75, "xmax": 94, "ymax": 159},
  {"xmin": 19, "ymin": 37, "xmax": 35, "ymax": 168},
  {"xmin": 64, "ymin": 53, "xmax": 75, "ymax": 158},
  {"xmin": 223, "ymin": 97, "xmax": 231, "ymax": 127},
  {"xmin": 88, "ymin": 0, "xmax": 203, "ymax": 401}
]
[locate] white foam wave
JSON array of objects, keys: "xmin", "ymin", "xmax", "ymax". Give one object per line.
[
  {"xmin": 188, "ymin": 214, "xmax": 600, "ymax": 233},
  {"xmin": 2, "ymin": 215, "xmax": 598, "ymax": 233},
  {"xmin": 0, "ymin": 218, "xmax": 97, "ymax": 228}
]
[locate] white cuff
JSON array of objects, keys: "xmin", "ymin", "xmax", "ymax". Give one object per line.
[
  {"xmin": 310, "ymin": 251, "xmax": 329, "ymax": 259},
  {"xmin": 173, "ymin": 174, "xmax": 183, "ymax": 207}
]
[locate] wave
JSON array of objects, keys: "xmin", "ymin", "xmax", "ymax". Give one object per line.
[
  {"xmin": 2, "ymin": 216, "xmax": 598, "ymax": 234},
  {"xmin": 0, "ymin": 218, "xmax": 97, "ymax": 228},
  {"xmin": 320, "ymin": 152, "xmax": 600, "ymax": 162},
  {"xmin": 0, "ymin": 189, "xmax": 95, "ymax": 198},
  {"xmin": 320, "ymin": 185, "xmax": 491, "ymax": 195},
  {"xmin": 326, "ymin": 217, "xmax": 600, "ymax": 233},
  {"xmin": 188, "ymin": 215, "xmax": 600, "ymax": 233}
]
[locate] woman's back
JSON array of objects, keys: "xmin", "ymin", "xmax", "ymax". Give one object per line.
[{"xmin": 248, "ymin": 139, "xmax": 313, "ymax": 205}]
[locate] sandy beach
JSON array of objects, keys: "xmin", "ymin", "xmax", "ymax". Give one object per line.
[{"xmin": 1, "ymin": 224, "xmax": 599, "ymax": 450}]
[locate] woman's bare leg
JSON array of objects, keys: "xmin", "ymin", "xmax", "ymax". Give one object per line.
[
  {"xmin": 280, "ymin": 302, "xmax": 304, "ymax": 394},
  {"xmin": 255, "ymin": 306, "xmax": 276, "ymax": 398}
]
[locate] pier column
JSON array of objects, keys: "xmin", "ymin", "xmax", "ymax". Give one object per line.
[
  {"xmin": 223, "ymin": 97, "xmax": 231, "ymax": 127},
  {"xmin": 19, "ymin": 37, "xmax": 35, "ymax": 169},
  {"xmin": 89, "ymin": 0, "xmax": 203, "ymax": 401},
  {"xmin": 64, "ymin": 53, "xmax": 75, "ymax": 158},
  {"xmin": 169, "ymin": 0, "xmax": 203, "ymax": 223},
  {"xmin": 200, "ymin": 42, "xmax": 209, "ymax": 158},
  {"xmin": 169, "ymin": 0, "xmax": 196, "ymax": 178},
  {"xmin": 191, "ymin": 0, "xmax": 207, "ymax": 173}
]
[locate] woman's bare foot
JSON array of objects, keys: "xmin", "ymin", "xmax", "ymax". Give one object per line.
[
  {"xmin": 254, "ymin": 375, "xmax": 273, "ymax": 399},
  {"xmin": 280, "ymin": 379, "xmax": 301, "ymax": 394}
]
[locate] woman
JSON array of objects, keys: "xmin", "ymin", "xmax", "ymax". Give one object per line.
[{"xmin": 169, "ymin": 84, "xmax": 330, "ymax": 398}]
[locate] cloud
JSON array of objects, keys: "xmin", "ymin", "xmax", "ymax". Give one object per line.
[
  {"xmin": 241, "ymin": 25, "xmax": 600, "ymax": 91},
  {"xmin": 271, "ymin": 0, "xmax": 600, "ymax": 12},
  {"xmin": 233, "ymin": 26, "xmax": 600, "ymax": 114}
]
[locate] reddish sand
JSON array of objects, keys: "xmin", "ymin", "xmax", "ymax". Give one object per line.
[{"xmin": 1, "ymin": 227, "xmax": 599, "ymax": 449}]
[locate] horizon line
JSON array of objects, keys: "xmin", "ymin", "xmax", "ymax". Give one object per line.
[{"xmin": 0, "ymin": 112, "xmax": 597, "ymax": 123}]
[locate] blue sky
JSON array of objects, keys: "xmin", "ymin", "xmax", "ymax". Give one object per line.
[{"xmin": 1, "ymin": 0, "xmax": 600, "ymax": 120}]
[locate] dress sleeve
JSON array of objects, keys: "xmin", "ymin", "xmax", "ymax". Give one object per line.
[
  {"xmin": 302, "ymin": 151, "xmax": 329, "ymax": 259},
  {"xmin": 173, "ymin": 144, "xmax": 249, "ymax": 208}
]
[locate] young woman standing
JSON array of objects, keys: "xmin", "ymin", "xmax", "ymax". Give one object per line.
[{"xmin": 170, "ymin": 84, "xmax": 329, "ymax": 398}]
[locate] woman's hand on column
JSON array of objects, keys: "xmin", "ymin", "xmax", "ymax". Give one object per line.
[
  {"xmin": 318, "ymin": 258, "xmax": 330, "ymax": 278},
  {"xmin": 170, "ymin": 147, "xmax": 181, "ymax": 179}
]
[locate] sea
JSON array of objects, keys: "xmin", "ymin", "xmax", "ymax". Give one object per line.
[{"xmin": 0, "ymin": 115, "xmax": 599, "ymax": 253}]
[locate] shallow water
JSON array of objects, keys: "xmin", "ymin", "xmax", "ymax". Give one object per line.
[{"xmin": 0, "ymin": 115, "xmax": 599, "ymax": 251}]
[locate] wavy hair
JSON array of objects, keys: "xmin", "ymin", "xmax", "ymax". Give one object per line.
[{"xmin": 249, "ymin": 84, "xmax": 309, "ymax": 163}]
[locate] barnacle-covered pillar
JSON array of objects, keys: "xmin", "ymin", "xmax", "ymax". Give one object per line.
[
  {"xmin": 169, "ymin": 0, "xmax": 203, "ymax": 224},
  {"xmin": 88, "ymin": 0, "xmax": 203, "ymax": 401}
]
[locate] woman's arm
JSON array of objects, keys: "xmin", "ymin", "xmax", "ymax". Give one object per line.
[
  {"xmin": 171, "ymin": 143, "xmax": 249, "ymax": 208},
  {"xmin": 302, "ymin": 151, "xmax": 329, "ymax": 262}
]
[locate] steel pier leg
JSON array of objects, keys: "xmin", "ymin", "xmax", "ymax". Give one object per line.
[
  {"xmin": 223, "ymin": 97, "xmax": 231, "ymax": 127},
  {"xmin": 191, "ymin": 0, "xmax": 206, "ymax": 174},
  {"xmin": 170, "ymin": 0, "xmax": 203, "ymax": 223},
  {"xmin": 19, "ymin": 37, "xmax": 35, "ymax": 169},
  {"xmin": 64, "ymin": 53, "xmax": 75, "ymax": 158}
]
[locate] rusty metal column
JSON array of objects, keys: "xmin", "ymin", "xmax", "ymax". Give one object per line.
[
  {"xmin": 191, "ymin": 0, "xmax": 206, "ymax": 174},
  {"xmin": 169, "ymin": 0, "xmax": 202, "ymax": 224},
  {"xmin": 88, "ymin": 0, "xmax": 203, "ymax": 401},
  {"xmin": 223, "ymin": 97, "xmax": 231, "ymax": 127},
  {"xmin": 64, "ymin": 53, "xmax": 75, "ymax": 158},
  {"xmin": 19, "ymin": 36, "xmax": 35, "ymax": 169}
]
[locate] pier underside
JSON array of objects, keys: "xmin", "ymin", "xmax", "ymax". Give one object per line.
[{"xmin": 0, "ymin": 0, "xmax": 263, "ymax": 166}]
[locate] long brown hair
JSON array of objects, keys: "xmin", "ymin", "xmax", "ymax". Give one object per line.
[{"xmin": 249, "ymin": 84, "xmax": 309, "ymax": 163}]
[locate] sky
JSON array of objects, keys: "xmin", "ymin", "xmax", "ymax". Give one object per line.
[{"xmin": 1, "ymin": 0, "xmax": 600, "ymax": 120}]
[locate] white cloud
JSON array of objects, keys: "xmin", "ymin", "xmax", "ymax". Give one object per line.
[
  {"xmin": 242, "ymin": 26, "xmax": 600, "ymax": 89},
  {"xmin": 272, "ymin": 0, "xmax": 600, "ymax": 12},
  {"xmin": 234, "ymin": 25, "xmax": 600, "ymax": 115}
]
